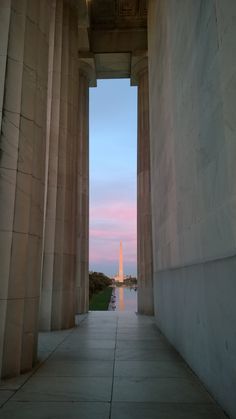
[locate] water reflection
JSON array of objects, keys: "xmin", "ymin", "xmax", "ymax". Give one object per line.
[
  {"xmin": 110, "ymin": 286, "xmax": 137, "ymax": 312},
  {"xmin": 119, "ymin": 287, "xmax": 125, "ymax": 311}
]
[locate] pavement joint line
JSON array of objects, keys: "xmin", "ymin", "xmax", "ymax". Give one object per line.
[{"xmin": 109, "ymin": 314, "xmax": 118, "ymax": 419}]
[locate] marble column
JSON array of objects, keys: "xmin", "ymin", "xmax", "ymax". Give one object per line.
[
  {"xmin": 134, "ymin": 57, "xmax": 154, "ymax": 315},
  {"xmin": 75, "ymin": 62, "xmax": 92, "ymax": 314},
  {"xmin": 0, "ymin": 0, "xmax": 50, "ymax": 377},
  {"xmin": 40, "ymin": 0, "xmax": 79, "ymax": 331}
]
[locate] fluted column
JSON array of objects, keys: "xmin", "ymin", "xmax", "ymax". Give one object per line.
[
  {"xmin": 40, "ymin": 0, "xmax": 79, "ymax": 330},
  {"xmin": 0, "ymin": 0, "xmax": 50, "ymax": 377},
  {"xmin": 133, "ymin": 57, "xmax": 154, "ymax": 315},
  {"xmin": 75, "ymin": 62, "xmax": 95, "ymax": 314}
]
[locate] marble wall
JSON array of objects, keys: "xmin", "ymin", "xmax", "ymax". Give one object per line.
[{"xmin": 148, "ymin": 0, "xmax": 236, "ymax": 417}]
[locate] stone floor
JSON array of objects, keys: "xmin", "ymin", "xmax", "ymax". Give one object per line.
[{"xmin": 0, "ymin": 312, "xmax": 226, "ymax": 418}]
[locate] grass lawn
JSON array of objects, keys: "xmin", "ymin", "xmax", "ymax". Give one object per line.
[{"xmin": 89, "ymin": 287, "xmax": 113, "ymax": 310}]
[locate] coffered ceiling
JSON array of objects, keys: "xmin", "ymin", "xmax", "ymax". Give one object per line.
[
  {"xmin": 78, "ymin": 0, "xmax": 147, "ymax": 81},
  {"xmin": 90, "ymin": 0, "xmax": 147, "ymax": 30}
]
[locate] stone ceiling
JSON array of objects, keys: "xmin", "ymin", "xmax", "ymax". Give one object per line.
[
  {"xmin": 78, "ymin": 0, "xmax": 147, "ymax": 81},
  {"xmin": 90, "ymin": 0, "xmax": 147, "ymax": 30}
]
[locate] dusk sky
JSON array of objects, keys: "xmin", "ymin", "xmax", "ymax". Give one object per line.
[{"xmin": 89, "ymin": 79, "xmax": 137, "ymax": 277}]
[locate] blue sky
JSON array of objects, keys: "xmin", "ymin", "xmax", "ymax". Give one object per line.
[{"xmin": 89, "ymin": 79, "xmax": 137, "ymax": 277}]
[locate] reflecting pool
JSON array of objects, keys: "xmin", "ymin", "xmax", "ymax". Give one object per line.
[{"xmin": 110, "ymin": 286, "xmax": 137, "ymax": 312}]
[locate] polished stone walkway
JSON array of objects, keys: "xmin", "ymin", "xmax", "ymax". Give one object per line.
[{"xmin": 0, "ymin": 312, "xmax": 226, "ymax": 418}]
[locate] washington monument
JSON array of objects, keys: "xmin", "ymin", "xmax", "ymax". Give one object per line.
[{"xmin": 118, "ymin": 241, "xmax": 124, "ymax": 282}]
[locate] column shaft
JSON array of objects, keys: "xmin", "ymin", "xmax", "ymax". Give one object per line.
[
  {"xmin": 0, "ymin": 0, "xmax": 50, "ymax": 377},
  {"xmin": 40, "ymin": 0, "xmax": 63, "ymax": 331},
  {"xmin": 75, "ymin": 72, "xmax": 89, "ymax": 314},
  {"xmin": 40, "ymin": 0, "xmax": 79, "ymax": 331},
  {"xmin": 137, "ymin": 67, "xmax": 154, "ymax": 315}
]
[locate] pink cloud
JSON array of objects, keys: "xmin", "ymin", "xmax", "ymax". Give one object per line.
[
  {"xmin": 90, "ymin": 245, "xmax": 136, "ymax": 264},
  {"xmin": 89, "ymin": 199, "xmax": 137, "ymax": 272},
  {"xmin": 90, "ymin": 203, "xmax": 136, "ymax": 222},
  {"xmin": 90, "ymin": 229, "xmax": 136, "ymax": 241}
]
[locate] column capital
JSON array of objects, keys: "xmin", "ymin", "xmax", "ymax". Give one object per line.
[
  {"xmin": 79, "ymin": 56, "xmax": 97, "ymax": 87},
  {"xmin": 130, "ymin": 53, "xmax": 148, "ymax": 86}
]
